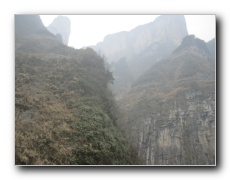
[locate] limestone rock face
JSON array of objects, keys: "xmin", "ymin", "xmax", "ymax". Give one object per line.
[
  {"xmin": 47, "ymin": 16, "xmax": 71, "ymax": 45},
  {"xmin": 118, "ymin": 36, "xmax": 216, "ymax": 165},
  {"xmin": 119, "ymin": 89, "xmax": 215, "ymax": 165},
  {"xmin": 92, "ymin": 15, "xmax": 188, "ymax": 64},
  {"xmin": 93, "ymin": 15, "xmax": 188, "ymax": 94}
]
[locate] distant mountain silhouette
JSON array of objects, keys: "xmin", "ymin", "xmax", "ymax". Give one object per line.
[
  {"xmin": 92, "ymin": 15, "xmax": 188, "ymax": 64},
  {"xmin": 47, "ymin": 16, "xmax": 71, "ymax": 45},
  {"xmin": 95, "ymin": 15, "xmax": 188, "ymax": 94}
]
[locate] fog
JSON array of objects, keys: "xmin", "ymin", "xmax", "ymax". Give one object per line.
[{"xmin": 40, "ymin": 15, "xmax": 215, "ymax": 49}]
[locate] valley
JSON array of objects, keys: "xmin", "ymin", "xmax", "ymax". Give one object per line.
[{"xmin": 15, "ymin": 15, "xmax": 216, "ymax": 165}]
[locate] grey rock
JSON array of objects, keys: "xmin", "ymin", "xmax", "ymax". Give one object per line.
[
  {"xmin": 93, "ymin": 15, "xmax": 188, "ymax": 93},
  {"xmin": 117, "ymin": 36, "xmax": 216, "ymax": 165},
  {"xmin": 92, "ymin": 15, "xmax": 188, "ymax": 64},
  {"xmin": 47, "ymin": 16, "xmax": 71, "ymax": 45}
]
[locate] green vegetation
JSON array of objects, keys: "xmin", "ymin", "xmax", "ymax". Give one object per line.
[
  {"xmin": 15, "ymin": 28, "xmax": 141, "ymax": 165},
  {"xmin": 15, "ymin": 15, "xmax": 215, "ymax": 165}
]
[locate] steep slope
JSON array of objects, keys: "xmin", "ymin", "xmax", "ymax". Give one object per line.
[
  {"xmin": 15, "ymin": 15, "xmax": 141, "ymax": 165},
  {"xmin": 47, "ymin": 16, "xmax": 71, "ymax": 45},
  {"xmin": 128, "ymin": 15, "xmax": 188, "ymax": 78},
  {"xmin": 93, "ymin": 15, "xmax": 188, "ymax": 64},
  {"xmin": 207, "ymin": 38, "xmax": 216, "ymax": 61},
  {"xmin": 92, "ymin": 15, "xmax": 188, "ymax": 93},
  {"xmin": 15, "ymin": 15, "xmax": 47, "ymax": 37},
  {"xmin": 117, "ymin": 35, "xmax": 215, "ymax": 165}
]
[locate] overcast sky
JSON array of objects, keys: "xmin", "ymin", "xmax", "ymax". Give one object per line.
[{"xmin": 40, "ymin": 15, "xmax": 215, "ymax": 49}]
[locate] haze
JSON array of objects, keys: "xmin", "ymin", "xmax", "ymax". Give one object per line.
[{"xmin": 40, "ymin": 15, "xmax": 215, "ymax": 49}]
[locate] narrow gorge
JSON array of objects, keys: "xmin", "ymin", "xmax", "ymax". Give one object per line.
[{"xmin": 15, "ymin": 15, "xmax": 215, "ymax": 165}]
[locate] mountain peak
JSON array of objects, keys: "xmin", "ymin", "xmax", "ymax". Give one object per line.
[
  {"xmin": 152, "ymin": 15, "xmax": 188, "ymax": 45},
  {"xmin": 92, "ymin": 15, "xmax": 188, "ymax": 64},
  {"xmin": 47, "ymin": 15, "xmax": 71, "ymax": 45}
]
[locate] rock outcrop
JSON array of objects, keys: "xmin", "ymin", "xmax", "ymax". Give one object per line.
[
  {"xmin": 117, "ymin": 35, "xmax": 215, "ymax": 165},
  {"xmin": 92, "ymin": 15, "xmax": 188, "ymax": 64},
  {"xmin": 47, "ymin": 16, "xmax": 71, "ymax": 45},
  {"xmin": 92, "ymin": 15, "xmax": 188, "ymax": 93}
]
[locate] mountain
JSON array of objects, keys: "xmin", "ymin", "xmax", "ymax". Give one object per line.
[
  {"xmin": 47, "ymin": 16, "xmax": 71, "ymax": 45},
  {"xmin": 117, "ymin": 35, "xmax": 215, "ymax": 165},
  {"xmin": 207, "ymin": 38, "xmax": 216, "ymax": 60},
  {"xmin": 15, "ymin": 15, "xmax": 141, "ymax": 165},
  {"xmin": 92, "ymin": 15, "xmax": 188, "ymax": 94},
  {"xmin": 93, "ymin": 15, "xmax": 188, "ymax": 64},
  {"xmin": 15, "ymin": 15, "xmax": 47, "ymax": 37},
  {"xmin": 128, "ymin": 15, "xmax": 188, "ymax": 79}
]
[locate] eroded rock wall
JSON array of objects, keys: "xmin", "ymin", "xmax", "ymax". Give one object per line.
[{"xmin": 120, "ymin": 89, "xmax": 215, "ymax": 165}]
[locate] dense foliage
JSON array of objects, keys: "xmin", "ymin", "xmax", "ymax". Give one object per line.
[{"xmin": 15, "ymin": 25, "xmax": 141, "ymax": 165}]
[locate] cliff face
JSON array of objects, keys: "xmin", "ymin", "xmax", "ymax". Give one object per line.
[
  {"xmin": 118, "ymin": 36, "xmax": 215, "ymax": 165},
  {"xmin": 92, "ymin": 15, "xmax": 188, "ymax": 64},
  {"xmin": 47, "ymin": 16, "xmax": 71, "ymax": 45},
  {"xmin": 119, "ymin": 88, "xmax": 215, "ymax": 165},
  {"xmin": 92, "ymin": 15, "xmax": 188, "ymax": 94}
]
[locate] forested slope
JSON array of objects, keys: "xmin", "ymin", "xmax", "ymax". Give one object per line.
[{"xmin": 15, "ymin": 15, "xmax": 141, "ymax": 165}]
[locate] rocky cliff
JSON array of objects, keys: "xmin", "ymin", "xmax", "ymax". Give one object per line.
[
  {"xmin": 92, "ymin": 15, "xmax": 188, "ymax": 94},
  {"xmin": 92, "ymin": 15, "xmax": 188, "ymax": 64},
  {"xmin": 47, "ymin": 16, "xmax": 71, "ymax": 45},
  {"xmin": 117, "ymin": 35, "xmax": 215, "ymax": 165}
]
